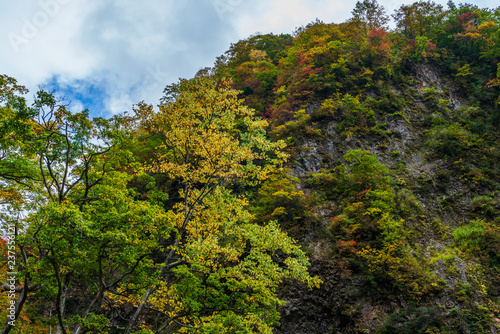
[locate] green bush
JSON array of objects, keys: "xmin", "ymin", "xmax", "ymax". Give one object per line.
[
  {"xmin": 471, "ymin": 196, "xmax": 497, "ymax": 218},
  {"xmin": 453, "ymin": 219, "xmax": 500, "ymax": 268},
  {"xmin": 395, "ymin": 189, "xmax": 423, "ymax": 217},
  {"xmin": 379, "ymin": 304, "xmax": 443, "ymax": 334},
  {"xmin": 426, "ymin": 124, "xmax": 477, "ymax": 160},
  {"xmin": 453, "ymin": 223, "xmax": 486, "ymax": 248}
]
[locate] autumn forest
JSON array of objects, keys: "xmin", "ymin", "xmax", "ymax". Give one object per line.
[{"xmin": 2, "ymin": 0, "xmax": 500, "ymax": 333}]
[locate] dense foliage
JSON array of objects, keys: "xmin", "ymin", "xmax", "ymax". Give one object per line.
[
  {"xmin": 2, "ymin": 0, "xmax": 500, "ymax": 333},
  {"xmin": 210, "ymin": 1, "xmax": 500, "ymax": 332},
  {"xmin": 0, "ymin": 76, "xmax": 320, "ymax": 334}
]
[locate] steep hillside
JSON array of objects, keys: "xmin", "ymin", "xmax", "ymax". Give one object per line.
[
  {"xmin": 272, "ymin": 62, "xmax": 500, "ymax": 334},
  {"xmin": 207, "ymin": 2, "xmax": 500, "ymax": 333}
]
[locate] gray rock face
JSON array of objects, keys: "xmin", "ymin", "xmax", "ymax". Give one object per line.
[
  {"xmin": 276, "ymin": 63, "xmax": 495, "ymax": 333},
  {"xmin": 292, "ymin": 138, "xmax": 340, "ymax": 177}
]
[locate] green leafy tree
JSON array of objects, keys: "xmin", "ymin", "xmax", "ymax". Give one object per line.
[
  {"xmin": 250, "ymin": 170, "xmax": 315, "ymax": 239},
  {"xmin": 351, "ymin": 0, "xmax": 389, "ymax": 35},
  {"xmin": 0, "ymin": 77, "xmax": 40, "ymax": 334},
  {"xmin": 0, "ymin": 84, "xmax": 168, "ymax": 334},
  {"xmin": 123, "ymin": 77, "xmax": 320, "ymax": 333},
  {"xmin": 0, "ymin": 75, "xmax": 37, "ymax": 204},
  {"xmin": 392, "ymin": 1, "xmax": 444, "ymax": 39}
]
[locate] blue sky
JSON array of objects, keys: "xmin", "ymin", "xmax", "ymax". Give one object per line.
[{"xmin": 1, "ymin": 0, "xmax": 498, "ymax": 118}]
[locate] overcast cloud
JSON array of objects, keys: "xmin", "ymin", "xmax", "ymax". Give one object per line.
[{"xmin": 1, "ymin": 0, "xmax": 498, "ymax": 117}]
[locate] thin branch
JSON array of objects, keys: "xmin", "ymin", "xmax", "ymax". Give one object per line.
[
  {"xmin": 0, "ymin": 284, "xmax": 38, "ymax": 293},
  {"xmin": 39, "ymin": 153, "xmax": 53, "ymax": 200},
  {"xmin": 60, "ymin": 122, "xmax": 72, "ymax": 202},
  {"xmin": 108, "ymin": 254, "xmax": 150, "ymax": 289}
]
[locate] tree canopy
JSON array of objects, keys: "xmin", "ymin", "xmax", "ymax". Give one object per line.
[{"xmin": 0, "ymin": 76, "xmax": 320, "ymax": 334}]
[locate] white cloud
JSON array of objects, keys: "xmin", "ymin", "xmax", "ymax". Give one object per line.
[
  {"xmin": 1, "ymin": 0, "xmax": 497, "ymax": 116},
  {"xmin": 106, "ymin": 94, "xmax": 135, "ymax": 115},
  {"xmin": 68, "ymin": 99, "xmax": 84, "ymax": 113},
  {"xmin": 231, "ymin": 0, "xmax": 351, "ymax": 36},
  {"xmin": 2, "ymin": 0, "xmax": 98, "ymax": 82}
]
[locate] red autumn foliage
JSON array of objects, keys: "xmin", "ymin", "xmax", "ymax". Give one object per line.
[
  {"xmin": 301, "ymin": 65, "xmax": 317, "ymax": 75},
  {"xmin": 456, "ymin": 12, "xmax": 476, "ymax": 26},
  {"xmin": 368, "ymin": 28, "xmax": 387, "ymax": 40},
  {"xmin": 337, "ymin": 239, "xmax": 359, "ymax": 256},
  {"xmin": 298, "ymin": 54, "xmax": 308, "ymax": 66}
]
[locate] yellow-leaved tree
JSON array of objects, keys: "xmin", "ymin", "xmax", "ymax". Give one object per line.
[{"xmin": 123, "ymin": 77, "xmax": 321, "ymax": 333}]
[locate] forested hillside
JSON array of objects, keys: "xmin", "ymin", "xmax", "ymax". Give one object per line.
[{"xmin": 2, "ymin": 0, "xmax": 500, "ymax": 333}]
